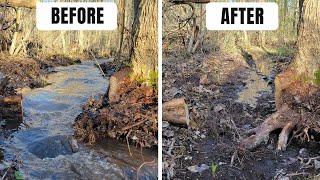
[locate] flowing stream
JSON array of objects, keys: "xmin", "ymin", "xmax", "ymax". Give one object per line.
[{"xmin": 2, "ymin": 61, "xmax": 157, "ymax": 179}]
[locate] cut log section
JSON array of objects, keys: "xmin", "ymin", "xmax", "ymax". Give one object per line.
[
  {"xmin": 163, "ymin": 98, "xmax": 190, "ymax": 125},
  {"xmin": 108, "ymin": 67, "xmax": 132, "ymax": 104}
]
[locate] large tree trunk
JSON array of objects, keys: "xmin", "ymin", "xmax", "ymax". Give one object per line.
[
  {"xmin": 293, "ymin": 0, "xmax": 320, "ymax": 80},
  {"xmin": 241, "ymin": 0, "xmax": 320, "ymax": 151},
  {"xmin": 130, "ymin": 0, "xmax": 158, "ymax": 82},
  {"xmin": 276, "ymin": 0, "xmax": 320, "ymax": 108}
]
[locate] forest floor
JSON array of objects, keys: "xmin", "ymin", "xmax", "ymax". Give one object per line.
[{"xmin": 162, "ymin": 47, "xmax": 320, "ymax": 179}]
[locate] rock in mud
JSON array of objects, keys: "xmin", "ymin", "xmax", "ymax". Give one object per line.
[
  {"xmin": 28, "ymin": 135, "xmax": 76, "ymax": 159},
  {"xmin": 299, "ymin": 148, "xmax": 309, "ymax": 158},
  {"xmin": 214, "ymin": 104, "xmax": 226, "ymax": 113},
  {"xmin": 314, "ymin": 160, "xmax": 320, "ymax": 170},
  {"xmin": 187, "ymin": 164, "xmax": 209, "ymax": 173}
]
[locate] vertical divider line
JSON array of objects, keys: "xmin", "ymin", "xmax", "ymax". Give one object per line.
[{"xmin": 158, "ymin": 0, "xmax": 163, "ymax": 179}]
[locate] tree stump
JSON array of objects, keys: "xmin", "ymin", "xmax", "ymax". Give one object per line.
[{"xmin": 163, "ymin": 98, "xmax": 190, "ymax": 125}]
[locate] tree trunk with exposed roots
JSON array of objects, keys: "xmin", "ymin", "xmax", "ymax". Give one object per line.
[{"xmin": 241, "ymin": 0, "xmax": 320, "ymax": 151}]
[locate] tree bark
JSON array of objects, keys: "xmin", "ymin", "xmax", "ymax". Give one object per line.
[
  {"xmin": 130, "ymin": 0, "xmax": 158, "ymax": 82},
  {"xmin": 293, "ymin": 0, "xmax": 320, "ymax": 79},
  {"xmin": 275, "ymin": 0, "xmax": 320, "ymax": 107},
  {"xmin": 116, "ymin": 0, "xmax": 126, "ymax": 60}
]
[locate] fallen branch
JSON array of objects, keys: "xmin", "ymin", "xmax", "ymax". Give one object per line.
[
  {"xmin": 89, "ymin": 51, "xmax": 106, "ymax": 78},
  {"xmin": 121, "ymin": 119, "xmax": 148, "ymax": 131}
]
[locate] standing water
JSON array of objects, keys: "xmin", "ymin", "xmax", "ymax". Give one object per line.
[{"xmin": 2, "ymin": 61, "xmax": 157, "ymax": 179}]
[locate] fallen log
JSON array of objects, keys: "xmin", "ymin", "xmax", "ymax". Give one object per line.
[{"xmin": 163, "ymin": 98, "xmax": 190, "ymax": 125}]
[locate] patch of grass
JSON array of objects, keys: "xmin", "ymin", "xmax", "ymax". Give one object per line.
[
  {"xmin": 147, "ymin": 70, "xmax": 158, "ymax": 89},
  {"xmin": 131, "ymin": 69, "xmax": 158, "ymax": 89},
  {"xmin": 211, "ymin": 162, "xmax": 218, "ymax": 176},
  {"xmin": 276, "ymin": 45, "xmax": 296, "ymax": 57},
  {"xmin": 315, "ymin": 69, "xmax": 320, "ymax": 86}
]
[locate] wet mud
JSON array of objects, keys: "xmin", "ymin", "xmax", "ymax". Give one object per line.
[{"xmin": 162, "ymin": 50, "xmax": 320, "ymax": 179}]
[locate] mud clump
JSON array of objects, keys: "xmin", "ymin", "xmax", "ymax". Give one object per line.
[{"xmin": 74, "ymin": 68, "xmax": 158, "ymax": 148}]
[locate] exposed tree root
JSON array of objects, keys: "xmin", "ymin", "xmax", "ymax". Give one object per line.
[
  {"xmin": 277, "ymin": 121, "xmax": 295, "ymax": 151},
  {"xmin": 240, "ymin": 105, "xmax": 303, "ymax": 151}
]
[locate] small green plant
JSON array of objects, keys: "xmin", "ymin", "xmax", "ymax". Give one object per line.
[
  {"xmin": 147, "ymin": 70, "xmax": 158, "ymax": 89},
  {"xmin": 14, "ymin": 171, "xmax": 24, "ymax": 180},
  {"xmin": 277, "ymin": 45, "xmax": 296, "ymax": 57},
  {"xmin": 211, "ymin": 162, "xmax": 218, "ymax": 176},
  {"xmin": 315, "ymin": 69, "xmax": 320, "ymax": 86}
]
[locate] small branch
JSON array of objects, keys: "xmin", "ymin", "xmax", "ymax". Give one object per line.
[
  {"xmin": 121, "ymin": 119, "xmax": 148, "ymax": 131},
  {"xmin": 89, "ymin": 51, "xmax": 106, "ymax": 78}
]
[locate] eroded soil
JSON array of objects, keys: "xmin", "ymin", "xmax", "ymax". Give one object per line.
[
  {"xmin": 0, "ymin": 53, "xmax": 80, "ymax": 96},
  {"xmin": 163, "ymin": 50, "xmax": 320, "ymax": 179}
]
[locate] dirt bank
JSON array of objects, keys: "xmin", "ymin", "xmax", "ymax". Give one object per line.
[
  {"xmin": 74, "ymin": 65, "xmax": 158, "ymax": 149},
  {"xmin": 162, "ymin": 50, "xmax": 320, "ymax": 179},
  {"xmin": 0, "ymin": 53, "xmax": 80, "ymax": 96}
]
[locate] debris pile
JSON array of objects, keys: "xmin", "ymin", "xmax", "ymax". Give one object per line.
[{"xmin": 74, "ymin": 67, "xmax": 158, "ymax": 148}]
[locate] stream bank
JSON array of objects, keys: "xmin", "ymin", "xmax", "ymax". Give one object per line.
[
  {"xmin": 0, "ymin": 58, "xmax": 157, "ymax": 179},
  {"xmin": 74, "ymin": 61, "xmax": 158, "ymax": 151}
]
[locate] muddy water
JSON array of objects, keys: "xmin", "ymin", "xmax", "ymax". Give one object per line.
[
  {"xmin": 2, "ymin": 61, "xmax": 157, "ymax": 179},
  {"xmin": 236, "ymin": 52, "xmax": 276, "ymax": 108},
  {"xmin": 236, "ymin": 70, "xmax": 271, "ymax": 107}
]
